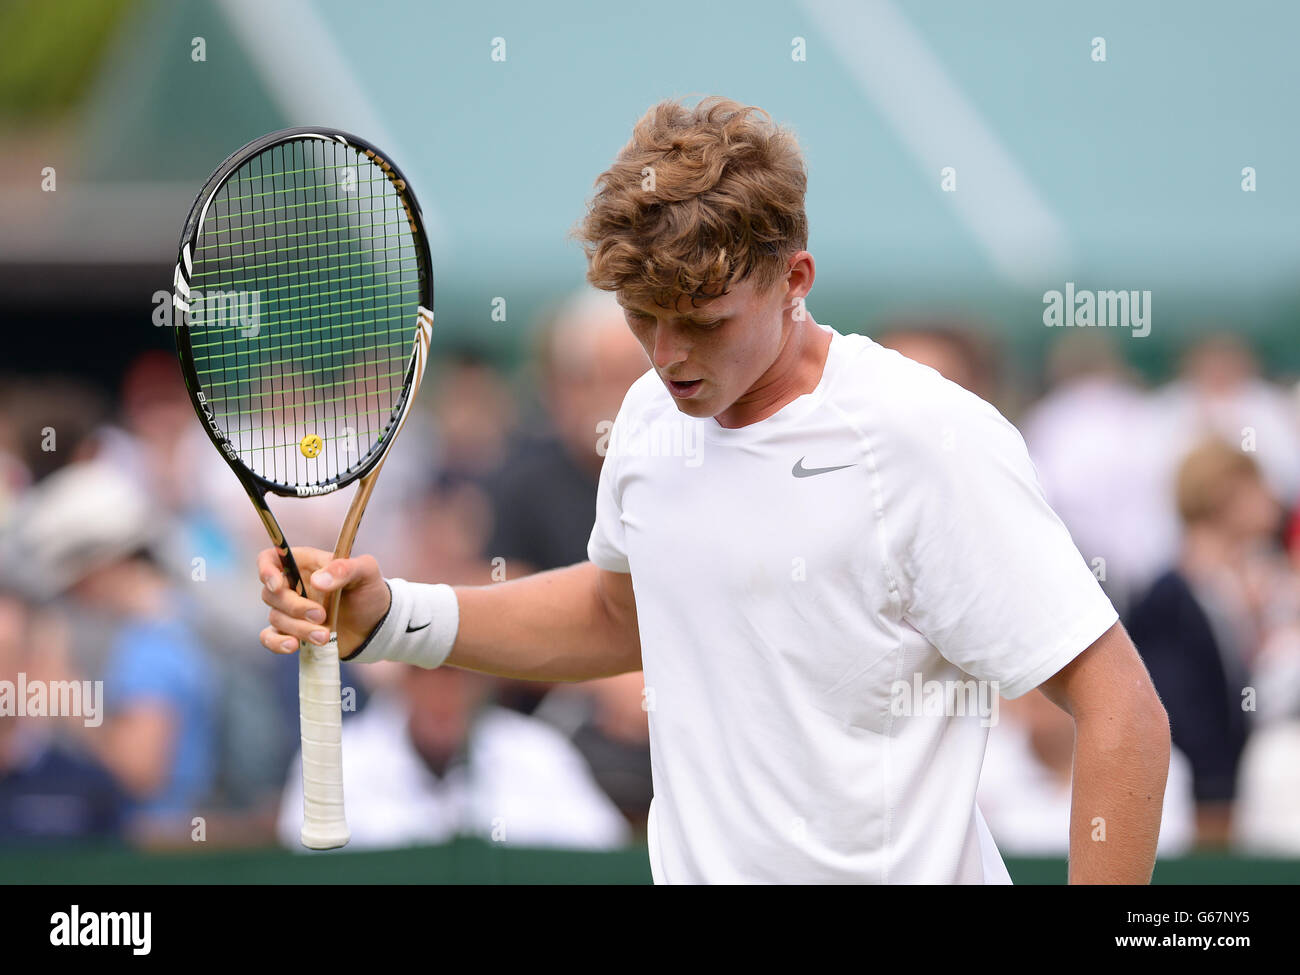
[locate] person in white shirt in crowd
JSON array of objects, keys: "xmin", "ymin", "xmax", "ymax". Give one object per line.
[
  {"xmin": 1234, "ymin": 718, "xmax": 1300, "ymax": 855},
  {"xmin": 256, "ymin": 95, "xmax": 1170, "ymax": 884},
  {"xmin": 978, "ymin": 684, "xmax": 1195, "ymax": 857},
  {"xmin": 1147, "ymin": 333, "xmax": 1300, "ymax": 552},
  {"xmin": 1126, "ymin": 439, "xmax": 1298, "ymax": 848},
  {"xmin": 277, "ymin": 662, "xmax": 628, "ymax": 850},
  {"xmin": 1021, "ymin": 331, "xmax": 1172, "ymax": 614}
]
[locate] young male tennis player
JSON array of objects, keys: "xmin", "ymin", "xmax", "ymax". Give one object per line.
[{"xmin": 257, "ymin": 96, "xmax": 1171, "ymax": 884}]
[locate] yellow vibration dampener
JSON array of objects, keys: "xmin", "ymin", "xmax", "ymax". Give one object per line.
[{"xmin": 299, "ymin": 434, "xmax": 323, "ymax": 458}]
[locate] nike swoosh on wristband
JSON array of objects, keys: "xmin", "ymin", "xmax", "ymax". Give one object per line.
[
  {"xmin": 405, "ymin": 621, "xmax": 431, "ymax": 633},
  {"xmin": 792, "ymin": 457, "xmax": 855, "ymax": 478}
]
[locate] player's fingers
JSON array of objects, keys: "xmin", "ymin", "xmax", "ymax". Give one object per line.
[
  {"xmin": 286, "ymin": 546, "xmax": 334, "ymax": 573},
  {"xmin": 267, "ymin": 608, "xmax": 331, "ymax": 646},
  {"xmin": 260, "ymin": 582, "xmax": 327, "ymax": 625},
  {"xmin": 258, "ymin": 545, "xmax": 333, "ymax": 592},
  {"xmin": 260, "ymin": 626, "xmax": 300, "ymax": 655},
  {"xmin": 310, "ymin": 554, "xmax": 379, "ymax": 593},
  {"xmin": 256, "ymin": 548, "xmax": 286, "ymax": 592}
]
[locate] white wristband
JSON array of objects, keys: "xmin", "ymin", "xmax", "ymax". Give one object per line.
[{"xmin": 341, "ymin": 578, "xmax": 459, "ymax": 669}]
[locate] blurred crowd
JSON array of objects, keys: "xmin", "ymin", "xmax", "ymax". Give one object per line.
[{"xmin": 1, "ymin": 297, "xmax": 1299, "ymax": 864}]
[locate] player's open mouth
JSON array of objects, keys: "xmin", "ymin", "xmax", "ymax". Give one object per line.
[{"xmin": 667, "ymin": 378, "xmax": 702, "ymax": 398}]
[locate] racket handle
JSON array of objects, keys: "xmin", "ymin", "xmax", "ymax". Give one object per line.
[{"xmin": 298, "ymin": 636, "xmax": 349, "ymax": 850}]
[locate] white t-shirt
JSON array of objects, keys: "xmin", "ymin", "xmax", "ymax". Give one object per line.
[{"xmin": 587, "ymin": 325, "xmax": 1119, "ymax": 883}]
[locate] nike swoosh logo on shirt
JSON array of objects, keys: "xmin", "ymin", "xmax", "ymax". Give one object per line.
[
  {"xmin": 792, "ymin": 457, "xmax": 855, "ymax": 478},
  {"xmin": 406, "ymin": 621, "xmax": 431, "ymax": 633}
]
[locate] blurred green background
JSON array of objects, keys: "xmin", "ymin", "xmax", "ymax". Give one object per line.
[{"xmin": 2, "ymin": 0, "xmax": 1298, "ymax": 389}]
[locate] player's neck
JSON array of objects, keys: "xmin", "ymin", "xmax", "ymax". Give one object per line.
[{"xmin": 715, "ymin": 316, "xmax": 831, "ymax": 429}]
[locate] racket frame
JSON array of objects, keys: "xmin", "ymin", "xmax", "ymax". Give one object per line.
[{"xmin": 172, "ymin": 127, "xmax": 435, "ymax": 850}]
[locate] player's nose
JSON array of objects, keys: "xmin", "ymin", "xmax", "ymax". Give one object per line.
[{"xmin": 650, "ymin": 322, "xmax": 689, "ymax": 370}]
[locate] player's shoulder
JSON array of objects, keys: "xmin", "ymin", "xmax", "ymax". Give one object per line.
[
  {"xmin": 827, "ymin": 329, "xmax": 1004, "ymax": 430},
  {"xmin": 822, "ymin": 329, "xmax": 1033, "ymax": 487}
]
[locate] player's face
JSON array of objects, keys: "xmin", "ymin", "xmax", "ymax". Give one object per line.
[{"xmin": 618, "ymin": 272, "xmax": 791, "ymax": 421}]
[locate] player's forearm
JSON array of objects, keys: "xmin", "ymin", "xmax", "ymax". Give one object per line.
[
  {"xmin": 1065, "ymin": 702, "xmax": 1171, "ymax": 884},
  {"xmin": 448, "ymin": 561, "xmax": 641, "ymax": 682}
]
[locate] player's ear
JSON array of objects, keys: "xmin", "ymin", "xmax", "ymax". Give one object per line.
[{"xmin": 783, "ymin": 251, "xmax": 814, "ymax": 305}]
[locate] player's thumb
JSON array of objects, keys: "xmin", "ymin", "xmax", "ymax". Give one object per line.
[{"xmin": 310, "ymin": 558, "xmax": 368, "ymax": 593}]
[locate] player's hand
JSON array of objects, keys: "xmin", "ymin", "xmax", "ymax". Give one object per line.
[{"xmin": 257, "ymin": 546, "xmax": 391, "ymax": 658}]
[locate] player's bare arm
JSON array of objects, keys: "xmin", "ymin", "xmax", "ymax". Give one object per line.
[
  {"xmin": 257, "ymin": 548, "xmax": 641, "ymax": 681},
  {"xmin": 452, "ymin": 561, "xmax": 640, "ymax": 680},
  {"xmin": 1037, "ymin": 619, "xmax": 1171, "ymax": 884}
]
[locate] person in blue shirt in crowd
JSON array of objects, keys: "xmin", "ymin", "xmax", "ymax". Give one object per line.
[
  {"xmin": 0, "ymin": 586, "xmax": 125, "ymax": 844},
  {"xmin": 0, "ymin": 462, "xmax": 218, "ymax": 845}
]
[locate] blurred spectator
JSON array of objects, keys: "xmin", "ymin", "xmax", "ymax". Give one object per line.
[
  {"xmin": 276, "ymin": 663, "xmax": 629, "ymax": 851},
  {"xmin": 1233, "ymin": 720, "xmax": 1300, "ymax": 854},
  {"xmin": 1232, "ymin": 411, "xmax": 1300, "ymax": 853},
  {"xmin": 978, "ymin": 689, "xmax": 1195, "ymax": 856},
  {"xmin": 1289, "ymin": 507, "xmax": 1300, "ymax": 571},
  {"xmin": 95, "ymin": 354, "xmax": 304, "ymax": 833},
  {"xmin": 1149, "ymin": 332, "xmax": 1300, "ymax": 534},
  {"xmin": 0, "ymin": 461, "xmax": 219, "ymax": 846},
  {"xmin": 485, "ymin": 289, "xmax": 650, "ymax": 577},
  {"xmin": 0, "ymin": 376, "xmax": 108, "ymax": 485},
  {"xmin": 1022, "ymin": 331, "xmax": 1169, "ymax": 612},
  {"xmin": 1125, "ymin": 439, "xmax": 1291, "ymax": 848},
  {"xmin": 426, "ymin": 349, "xmax": 518, "ymax": 487},
  {"xmin": 97, "ymin": 351, "xmax": 199, "ymax": 510},
  {"xmin": 875, "ymin": 318, "xmax": 1001, "ymax": 405},
  {"xmin": 0, "ymin": 587, "xmax": 125, "ymax": 845},
  {"xmin": 479, "ymin": 288, "xmax": 654, "ymax": 830},
  {"xmin": 531, "ymin": 671, "xmax": 652, "ymax": 831},
  {"xmin": 401, "ymin": 480, "xmax": 497, "ymax": 587},
  {"xmin": 0, "ymin": 382, "xmax": 27, "ymax": 520}
]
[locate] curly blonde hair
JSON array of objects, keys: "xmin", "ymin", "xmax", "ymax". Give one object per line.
[
  {"xmin": 1175, "ymin": 438, "xmax": 1264, "ymax": 525},
  {"xmin": 571, "ymin": 95, "xmax": 809, "ymax": 311}
]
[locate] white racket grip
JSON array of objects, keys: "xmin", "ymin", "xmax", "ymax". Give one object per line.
[{"xmin": 298, "ymin": 636, "xmax": 349, "ymax": 850}]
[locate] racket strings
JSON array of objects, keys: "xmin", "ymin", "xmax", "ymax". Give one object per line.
[
  {"xmin": 187, "ymin": 137, "xmax": 419, "ymax": 489},
  {"xmin": 195, "ymin": 209, "xmax": 417, "ymax": 247}
]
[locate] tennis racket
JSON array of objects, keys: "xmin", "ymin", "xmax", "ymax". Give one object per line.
[{"xmin": 172, "ymin": 127, "xmax": 434, "ymax": 850}]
